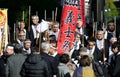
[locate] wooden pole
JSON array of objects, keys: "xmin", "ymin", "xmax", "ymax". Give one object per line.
[
  {"xmin": 52, "ymin": 10, "xmax": 54, "ymax": 21},
  {"xmin": 36, "ymin": 11, "xmax": 38, "ymax": 16},
  {"xmin": 22, "ymin": 11, "xmax": 24, "ymax": 21},
  {"xmin": 44, "ymin": 10, "xmax": 46, "ymax": 20},
  {"xmin": 28, "ymin": 6, "xmax": 31, "ymax": 32},
  {"xmin": 82, "ymin": 28, "xmax": 84, "ymax": 47},
  {"xmin": 14, "ymin": 23, "xmax": 16, "ymax": 40},
  {"xmin": 95, "ymin": 22, "xmax": 97, "ymax": 38},
  {"xmin": 92, "ymin": 12, "xmax": 95, "ymax": 37},
  {"xmin": 55, "ymin": 7, "xmax": 58, "ymax": 21},
  {"xmin": 114, "ymin": 16, "xmax": 116, "ymax": 37},
  {"xmin": 8, "ymin": 25, "xmax": 10, "ymax": 42},
  {"xmin": 39, "ymin": 26, "xmax": 42, "ymax": 52},
  {"xmin": 103, "ymin": 23, "xmax": 106, "ymax": 64}
]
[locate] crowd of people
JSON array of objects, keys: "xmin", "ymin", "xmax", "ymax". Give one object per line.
[{"xmin": 0, "ymin": 15, "xmax": 120, "ymax": 77}]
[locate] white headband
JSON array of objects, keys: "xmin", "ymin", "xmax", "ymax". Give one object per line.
[{"xmin": 7, "ymin": 46, "xmax": 14, "ymax": 49}]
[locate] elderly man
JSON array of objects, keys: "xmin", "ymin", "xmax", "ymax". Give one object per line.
[
  {"xmin": 23, "ymin": 39, "xmax": 31, "ymax": 55},
  {"xmin": 40, "ymin": 42, "xmax": 57, "ymax": 77},
  {"xmin": 96, "ymin": 30, "xmax": 109, "ymax": 62},
  {"xmin": 30, "ymin": 15, "xmax": 41, "ymax": 46},
  {"xmin": 12, "ymin": 30, "xmax": 26, "ymax": 47},
  {"xmin": 5, "ymin": 43, "xmax": 26, "ymax": 77}
]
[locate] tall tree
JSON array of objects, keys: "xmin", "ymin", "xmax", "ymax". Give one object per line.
[{"xmin": 105, "ymin": 0, "xmax": 119, "ymax": 21}]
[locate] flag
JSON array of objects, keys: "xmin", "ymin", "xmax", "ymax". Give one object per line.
[
  {"xmin": 57, "ymin": 0, "xmax": 85, "ymax": 55},
  {"xmin": 0, "ymin": 9, "xmax": 8, "ymax": 55}
]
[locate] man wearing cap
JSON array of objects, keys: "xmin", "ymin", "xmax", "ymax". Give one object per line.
[{"xmin": 5, "ymin": 44, "xmax": 15, "ymax": 57}]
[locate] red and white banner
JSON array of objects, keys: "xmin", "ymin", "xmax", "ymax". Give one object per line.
[{"xmin": 57, "ymin": 0, "xmax": 85, "ymax": 55}]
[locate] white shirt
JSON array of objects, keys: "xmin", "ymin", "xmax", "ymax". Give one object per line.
[
  {"xmin": 23, "ymin": 48, "xmax": 31, "ymax": 54},
  {"xmin": 96, "ymin": 39, "xmax": 104, "ymax": 50},
  {"xmin": 76, "ymin": 28, "xmax": 83, "ymax": 35},
  {"xmin": 32, "ymin": 24, "xmax": 40, "ymax": 39},
  {"xmin": 53, "ymin": 29, "xmax": 59, "ymax": 41},
  {"xmin": 87, "ymin": 46, "xmax": 95, "ymax": 55},
  {"xmin": 17, "ymin": 39, "xmax": 24, "ymax": 47},
  {"xmin": 108, "ymin": 46, "xmax": 114, "ymax": 63}
]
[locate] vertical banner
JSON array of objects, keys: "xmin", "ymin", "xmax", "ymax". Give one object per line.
[
  {"xmin": 57, "ymin": 0, "xmax": 85, "ymax": 55},
  {"xmin": 0, "ymin": 9, "xmax": 8, "ymax": 54}
]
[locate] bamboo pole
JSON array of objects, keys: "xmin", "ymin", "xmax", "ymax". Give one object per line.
[
  {"xmin": 102, "ymin": 23, "xmax": 106, "ymax": 64},
  {"xmin": 52, "ymin": 10, "xmax": 54, "ymax": 21},
  {"xmin": 114, "ymin": 16, "xmax": 116, "ymax": 37},
  {"xmin": 39, "ymin": 26, "xmax": 42, "ymax": 52},
  {"xmin": 8, "ymin": 25, "xmax": 10, "ymax": 42},
  {"xmin": 82, "ymin": 28, "xmax": 84, "ymax": 47},
  {"xmin": 28, "ymin": 6, "xmax": 31, "ymax": 32},
  {"xmin": 14, "ymin": 23, "xmax": 16, "ymax": 40},
  {"xmin": 55, "ymin": 7, "xmax": 58, "ymax": 21},
  {"xmin": 44, "ymin": 10, "xmax": 46, "ymax": 20},
  {"xmin": 22, "ymin": 11, "xmax": 24, "ymax": 21},
  {"xmin": 36, "ymin": 11, "xmax": 38, "ymax": 16},
  {"xmin": 92, "ymin": 12, "xmax": 95, "ymax": 37}
]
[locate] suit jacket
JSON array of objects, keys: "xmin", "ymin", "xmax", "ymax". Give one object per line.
[
  {"xmin": 5, "ymin": 54, "xmax": 26, "ymax": 77},
  {"xmin": 109, "ymin": 52, "xmax": 120, "ymax": 77},
  {"xmin": 29, "ymin": 25, "xmax": 44, "ymax": 46},
  {"xmin": 96, "ymin": 39, "xmax": 109, "ymax": 62},
  {"xmin": 40, "ymin": 52, "xmax": 58, "ymax": 77},
  {"xmin": 12, "ymin": 39, "xmax": 24, "ymax": 48},
  {"xmin": 93, "ymin": 46, "xmax": 102, "ymax": 62},
  {"xmin": 0, "ymin": 58, "xmax": 5, "ymax": 77}
]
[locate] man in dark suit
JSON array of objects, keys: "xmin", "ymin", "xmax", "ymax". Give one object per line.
[
  {"xmin": 109, "ymin": 42, "xmax": 120, "ymax": 77},
  {"xmin": 87, "ymin": 37, "xmax": 102, "ymax": 62},
  {"xmin": 96, "ymin": 30, "xmax": 109, "ymax": 62},
  {"xmin": 40, "ymin": 42, "xmax": 58, "ymax": 77},
  {"xmin": 29, "ymin": 15, "xmax": 41, "ymax": 46}
]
